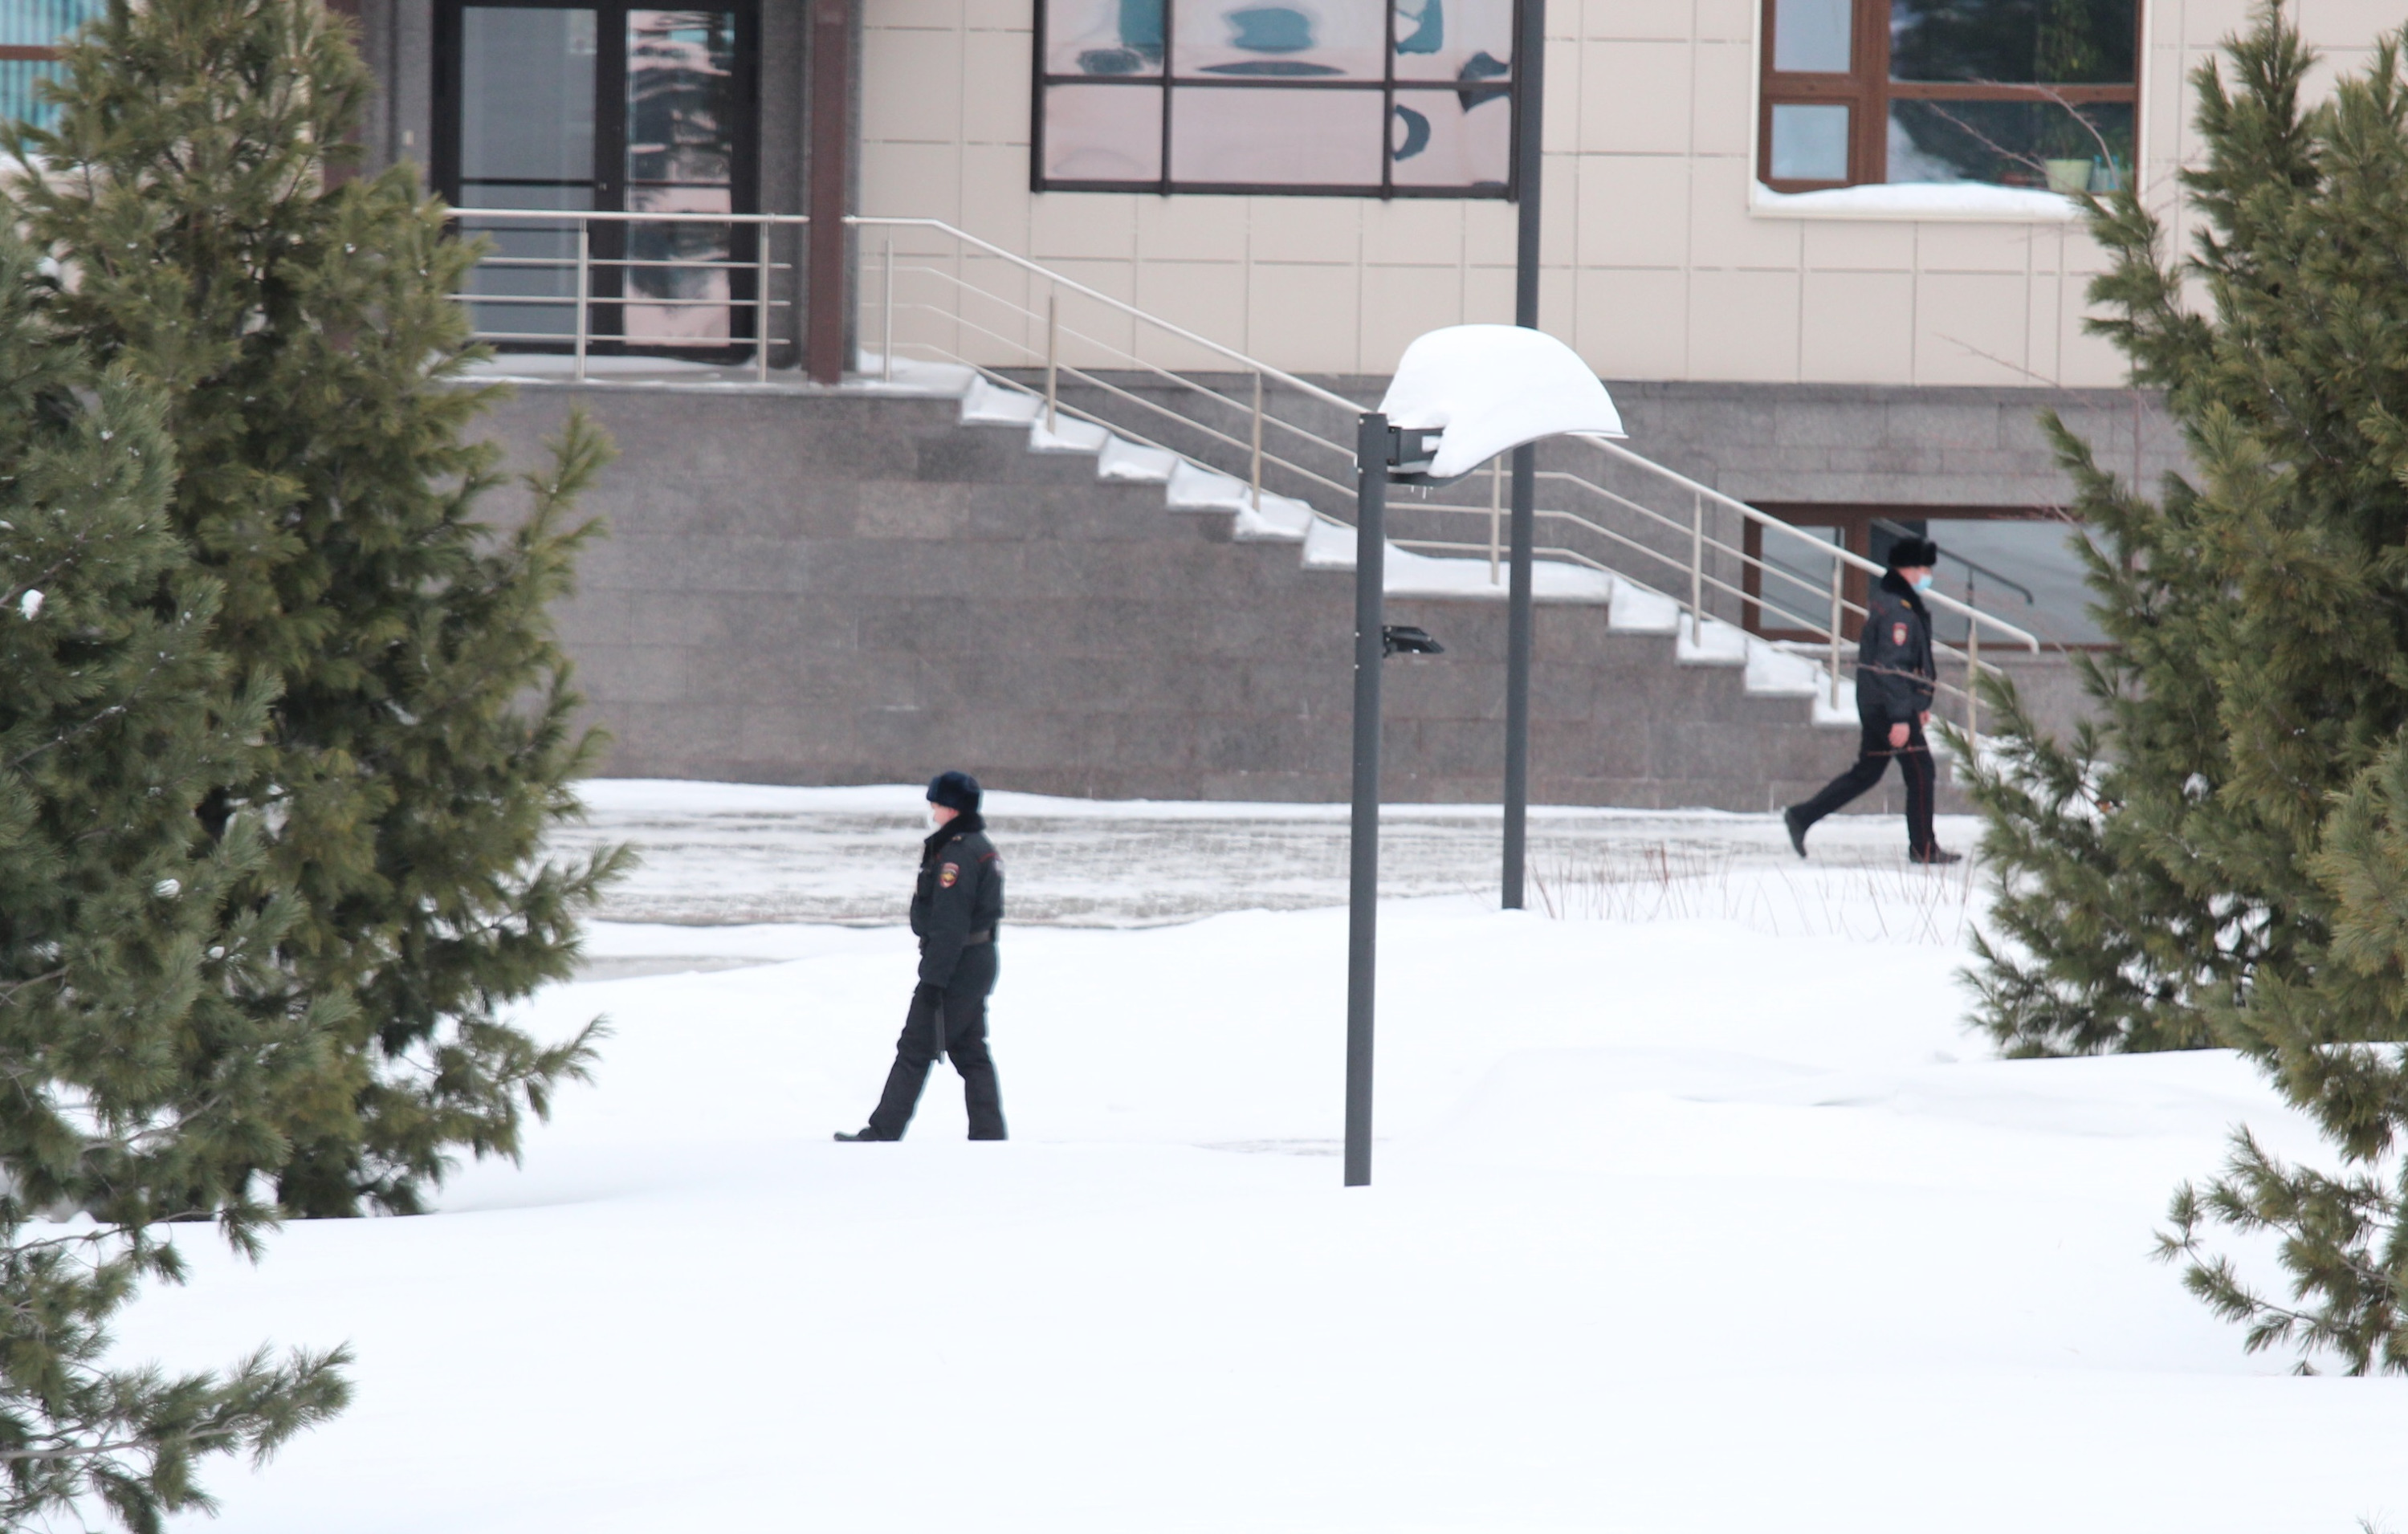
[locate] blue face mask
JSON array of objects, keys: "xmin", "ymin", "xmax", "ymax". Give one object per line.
[{"xmin": 1913, "ymin": 574, "xmax": 1934, "ymax": 592}]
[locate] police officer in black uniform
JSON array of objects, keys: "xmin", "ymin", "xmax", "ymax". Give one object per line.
[
  {"xmin": 1783, "ymin": 538, "xmax": 1962, "ymax": 865},
  {"xmin": 836, "ymin": 771, "xmax": 1009, "ymax": 1141}
]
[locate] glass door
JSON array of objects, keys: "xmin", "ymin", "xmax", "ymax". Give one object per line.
[
  {"xmin": 622, "ymin": 10, "xmax": 743, "ymax": 344},
  {"xmin": 436, "ymin": 0, "xmax": 758, "ymax": 358}
]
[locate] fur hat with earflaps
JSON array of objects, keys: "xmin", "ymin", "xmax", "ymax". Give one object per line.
[
  {"xmin": 1885, "ymin": 536, "xmax": 1940, "ymax": 570},
  {"xmin": 926, "ymin": 770, "xmax": 982, "ymax": 813}
]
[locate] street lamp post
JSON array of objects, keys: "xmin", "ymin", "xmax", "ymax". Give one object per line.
[
  {"xmin": 1502, "ymin": 0, "xmax": 1549, "ymax": 911},
  {"xmin": 1344, "ymin": 412, "xmax": 1389, "ymax": 1190},
  {"xmin": 1343, "ymin": 327, "xmax": 1620, "ymax": 1189}
]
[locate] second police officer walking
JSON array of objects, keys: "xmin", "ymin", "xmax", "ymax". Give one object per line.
[
  {"xmin": 1783, "ymin": 536, "xmax": 1962, "ymax": 865},
  {"xmin": 835, "ymin": 771, "xmax": 1009, "ymax": 1141}
]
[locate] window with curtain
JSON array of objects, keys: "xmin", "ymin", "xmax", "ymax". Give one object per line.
[
  {"xmin": 1758, "ymin": 0, "xmax": 2137, "ymax": 193},
  {"xmin": 1035, "ymin": 0, "xmax": 1519, "ymax": 197},
  {"xmin": 0, "ymin": 0, "xmax": 100, "ymax": 128}
]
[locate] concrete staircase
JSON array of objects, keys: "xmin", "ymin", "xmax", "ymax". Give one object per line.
[
  {"xmin": 890, "ymin": 357, "xmax": 1866, "ymax": 734},
  {"xmin": 473, "ymin": 368, "xmax": 1952, "ymax": 812}
]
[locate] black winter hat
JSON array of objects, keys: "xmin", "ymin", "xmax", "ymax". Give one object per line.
[
  {"xmin": 1885, "ymin": 536, "xmax": 1941, "ymax": 570},
  {"xmin": 926, "ymin": 770, "xmax": 982, "ymax": 812}
]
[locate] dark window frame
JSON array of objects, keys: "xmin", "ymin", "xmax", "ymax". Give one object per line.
[
  {"xmin": 1755, "ymin": 0, "xmax": 2140, "ymax": 191},
  {"xmin": 1742, "ymin": 503, "xmax": 2071, "ymax": 641},
  {"xmin": 432, "ymin": 0, "xmax": 763, "ymax": 359},
  {"xmin": 1029, "ymin": 0, "xmax": 1523, "ymax": 198}
]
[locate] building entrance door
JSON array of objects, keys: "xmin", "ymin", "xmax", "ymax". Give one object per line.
[{"xmin": 434, "ymin": 0, "xmax": 760, "ymax": 358}]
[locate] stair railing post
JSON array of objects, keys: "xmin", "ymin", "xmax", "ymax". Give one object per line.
[
  {"xmin": 881, "ymin": 236, "xmax": 894, "ymax": 382},
  {"xmin": 1251, "ymin": 370, "xmax": 1265, "ymax": 513},
  {"xmin": 1488, "ymin": 458, "xmax": 1502, "ymax": 585},
  {"xmin": 1966, "ymin": 578, "xmax": 1981, "ymax": 755},
  {"xmin": 1045, "ymin": 289, "xmax": 1059, "ymax": 435},
  {"xmin": 572, "ymin": 220, "xmax": 590, "ymax": 384},
  {"xmin": 1689, "ymin": 490, "xmax": 1704, "ymax": 646},
  {"xmin": 1827, "ymin": 550, "xmax": 1844, "ymax": 710},
  {"xmin": 756, "ymin": 216, "xmax": 773, "ymax": 382}
]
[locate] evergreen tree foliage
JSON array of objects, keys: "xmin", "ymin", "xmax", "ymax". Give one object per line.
[
  {"xmin": 1961, "ymin": 3, "xmax": 2408, "ymax": 1370},
  {"xmin": 0, "ymin": 232, "xmax": 349, "ymax": 1529},
  {"xmin": 6, "ymin": 0, "xmax": 629, "ymax": 1216}
]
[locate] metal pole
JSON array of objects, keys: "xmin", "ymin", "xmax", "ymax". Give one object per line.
[
  {"xmin": 1045, "ymin": 290, "xmax": 1060, "ymax": 436},
  {"xmin": 882, "ymin": 238, "xmax": 894, "ymax": 382},
  {"xmin": 1827, "ymin": 552, "xmax": 1844, "ymax": 710},
  {"xmin": 1689, "ymin": 490, "xmax": 1704, "ymax": 646},
  {"xmin": 572, "ymin": 222, "xmax": 591, "ymax": 384},
  {"xmin": 1251, "ymin": 371, "xmax": 1265, "ymax": 512},
  {"xmin": 1346, "ymin": 410, "xmax": 1389, "ymax": 1190},
  {"xmin": 756, "ymin": 219, "xmax": 773, "ymax": 383},
  {"xmin": 1501, "ymin": 0, "xmax": 1545, "ymax": 913}
]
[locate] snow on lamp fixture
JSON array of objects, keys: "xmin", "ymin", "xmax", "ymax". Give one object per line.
[{"xmin": 1375, "ymin": 323, "xmax": 1624, "ymax": 484}]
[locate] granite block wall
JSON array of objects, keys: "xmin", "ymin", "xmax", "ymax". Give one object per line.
[{"xmin": 473, "ymin": 380, "xmax": 2096, "ymax": 812}]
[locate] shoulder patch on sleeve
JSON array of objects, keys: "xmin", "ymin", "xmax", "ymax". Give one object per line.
[
  {"xmin": 1891, "ymin": 621, "xmax": 1908, "ymax": 646},
  {"xmin": 939, "ymin": 861, "xmax": 960, "ymax": 889}
]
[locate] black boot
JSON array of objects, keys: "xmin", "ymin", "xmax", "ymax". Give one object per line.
[
  {"xmin": 1910, "ymin": 846, "xmax": 1963, "ymax": 865},
  {"xmin": 1783, "ymin": 805, "xmax": 1809, "ymax": 858},
  {"xmin": 833, "ymin": 1128, "xmax": 891, "ymax": 1142}
]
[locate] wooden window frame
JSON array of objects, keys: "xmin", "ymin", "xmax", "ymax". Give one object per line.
[{"xmin": 1756, "ymin": 0, "xmax": 2140, "ymax": 191}]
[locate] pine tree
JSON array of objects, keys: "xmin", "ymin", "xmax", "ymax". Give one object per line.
[
  {"xmin": 6, "ymin": 0, "xmax": 630, "ymax": 1215},
  {"xmin": 0, "ymin": 229, "xmax": 349, "ymax": 1528},
  {"xmin": 1962, "ymin": 3, "xmax": 2408, "ymax": 1369}
]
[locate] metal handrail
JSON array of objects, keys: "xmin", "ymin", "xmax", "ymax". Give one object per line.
[
  {"xmin": 455, "ymin": 209, "xmax": 809, "ymax": 226},
  {"xmin": 450, "ymin": 208, "xmax": 805, "ymax": 381},
  {"xmin": 850, "ymin": 215, "xmax": 1363, "ymax": 416},
  {"xmin": 1575, "ymin": 435, "xmax": 2042, "ymax": 653},
  {"xmin": 848, "ymin": 216, "xmax": 2051, "ymax": 745},
  {"xmin": 888, "ymin": 279, "xmax": 1356, "ymax": 504},
  {"xmin": 884, "ymin": 258, "xmax": 1355, "ymax": 466}
]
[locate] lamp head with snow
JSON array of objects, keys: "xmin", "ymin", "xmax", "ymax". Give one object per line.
[{"xmin": 1375, "ymin": 324, "xmax": 1626, "ymax": 486}]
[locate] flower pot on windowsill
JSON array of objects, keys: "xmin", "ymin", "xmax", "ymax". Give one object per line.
[{"xmin": 2044, "ymin": 158, "xmax": 2093, "ymax": 195}]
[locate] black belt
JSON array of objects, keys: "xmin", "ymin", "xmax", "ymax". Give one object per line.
[{"xmin": 964, "ymin": 929, "xmax": 992, "ymax": 946}]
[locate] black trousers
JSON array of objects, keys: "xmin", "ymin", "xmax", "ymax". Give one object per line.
[
  {"xmin": 1792, "ymin": 707, "xmax": 1937, "ymax": 854},
  {"xmin": 866, "ymin": 943, "xmax": 1006, "ymax": 1141}
]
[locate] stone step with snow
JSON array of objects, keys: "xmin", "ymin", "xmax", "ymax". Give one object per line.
[
  {"xmin": 1675, "ymin": 615, "xmax": 1752, "ymax": 667},
  {"xmin": 850, "ymin": 352, "xmax": 979, "ymax": 396},
  {"xmin": 845, "ymin": 356, "xmax": 1858, "ymax": 734},
  {"xmin": 960, "ymin": 376, "xmax": 1041, "ymax": 425},
  {"xmin": 1163, "ymin": 462, "xmax": 1315, "ymax": 542},
  {"xmin": 1097, "ymin": 436, "xmax": 1180, "ymax": 484},
  {"xmin": 1604, "ymin": 577, "xmax": 1682, "ymax": 634},
  {"xmin": 1302, "ymin": 521, "xmax": 1611, "ymax": 603},
  {"xmin": 1743, "ymin": 638, "xmax": 1824, "ymax": 695},
  {"xmin": 1030, "ymin": 417, "xmax": 1111, "ymax": 454}
]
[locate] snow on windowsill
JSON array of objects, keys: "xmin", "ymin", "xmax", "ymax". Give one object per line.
[{"xmin": 1750, "ymin": 180, "xmax": 2087, "ymax": 223}]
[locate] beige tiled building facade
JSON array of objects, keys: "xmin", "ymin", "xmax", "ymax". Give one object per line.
[{"xmin": 857, "ymin": 0, "xmax": 2391, "ymax": 387}]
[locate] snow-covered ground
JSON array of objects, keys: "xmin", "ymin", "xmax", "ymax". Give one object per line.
[
  {"xmin": 123, "ymin": 783, "xmax": 2406, "ymax": 1532},
  {"xmin": 556, "ymin": 779, "xmax": 1974, "ymax": 931}
]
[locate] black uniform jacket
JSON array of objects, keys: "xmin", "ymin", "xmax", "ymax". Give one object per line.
[
  {"xmin": 1855, "ymin": 569, "xmax": 1937, "ymax": 725},
  {"xmin": 911, "ymin": 811, "xmax": 1005, "ymax": 987}
]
